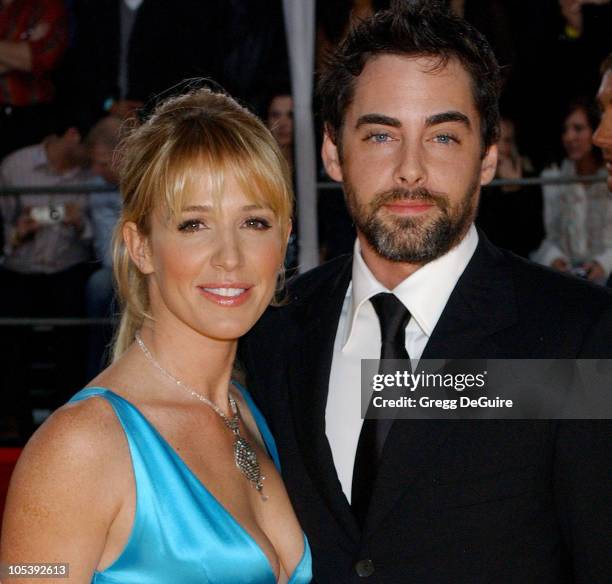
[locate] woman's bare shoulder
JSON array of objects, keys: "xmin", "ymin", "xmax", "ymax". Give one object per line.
[
  {"xmin": 10, "ymin": 392, "xmax": 128, "ymax": 497},
  {"xmin": 0, "ymin": 392, "xmax": 131, "ymax": 567}
]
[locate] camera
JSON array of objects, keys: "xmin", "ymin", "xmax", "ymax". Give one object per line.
[
  {"xmin": 31, "ymin": 204, "xmax": 66, "ymax": 225},
  {"xmin": 570, "ymin": 265, "xmax": 588, "ymax": 279}
]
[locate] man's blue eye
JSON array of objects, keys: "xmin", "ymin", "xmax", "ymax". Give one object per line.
[
  {"xmin": 435, "ymin": 134, "xmax": 455, "ymax": 144},
  {"xmin": 371, "ymin": 133, "xmax": 389, "ymax": 143}
]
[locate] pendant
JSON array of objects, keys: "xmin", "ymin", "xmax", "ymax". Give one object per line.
[{"xmin": 234, "ymin": 435, "xmax": 268, "ymax": 501}]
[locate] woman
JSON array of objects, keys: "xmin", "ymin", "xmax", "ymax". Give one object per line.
[
  {"xmin": 532, "ymin": 98, "xmax": 612, "ymax": 285},
  {"xmin": 0, "ymin": 88, "xmax": 312, "ymax": 583}
]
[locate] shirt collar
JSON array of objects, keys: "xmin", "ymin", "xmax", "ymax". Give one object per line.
[
  {"xmin": 31, "ymin": 143, "xmax": 49, "ymax": 170},
  {"xmin": 344, "ymin": 224, "xmax": 478, "ymax": 347},
  {"xmin": 35, "ymin": 140, "xmax": 87, "ymax": 181}
]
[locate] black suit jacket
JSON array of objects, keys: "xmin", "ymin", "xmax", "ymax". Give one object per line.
[{"xmin": 240, "ymin": 234, "xmax": 612, "ymax": 583}]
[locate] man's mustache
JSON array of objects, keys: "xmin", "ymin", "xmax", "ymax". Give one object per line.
[{"xmin": 371, "ymin": 187, "xmax": 449, "ymax": 211}]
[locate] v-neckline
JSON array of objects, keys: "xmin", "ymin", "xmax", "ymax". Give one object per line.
[{"xmin": 86, "ymin": 386, "xmax": 308, "ymax": 584}]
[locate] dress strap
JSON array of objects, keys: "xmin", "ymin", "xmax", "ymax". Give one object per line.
[{"xmin": 68, "ymin": 387, "xmax": 111, "ymax": 403}]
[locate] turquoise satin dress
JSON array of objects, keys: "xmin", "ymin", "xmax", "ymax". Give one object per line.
[{"xmin": 69, "ymin": 385, "xmax": 312, "ymax": 584}]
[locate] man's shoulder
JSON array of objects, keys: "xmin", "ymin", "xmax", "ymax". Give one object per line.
[
  {"xmin": 496, "ymin": 248, "xmax": 612, "ymax": 346},
  {"xmin": 287, "ymin": 253, "xmax": 352, "ymax": 303},
  {"xmin": 504, "ymin": 248, "xmax": 612, "ymax": 305},
  {"xmin": 0, "ymin": 143, "xmax": 44, "ymax": 180}
]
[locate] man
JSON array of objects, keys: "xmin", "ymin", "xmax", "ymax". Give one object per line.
[
  {"xmin": 0, "ymin": 123, "xmax": 91, "ymax": 439},
  {"xmin": 594, "ymin": 52, "xmax": 612, "ymax": 286},
  {"xmin": 0, "ymin": 124, "xmax": 92, "ymax": 316},
  {"xmin": 241, "ymin": 2, "xmax": 612, "ymax": 582},
  {"xmin": 594, "ymin": 53, "xmax": 612, "ymax": 193}
]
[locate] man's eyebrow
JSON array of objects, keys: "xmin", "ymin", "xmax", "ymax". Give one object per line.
[
  {"xmin": 355, "ymin": 113, "xmax": 402, "ymax": 129},
  {"xmin": 425, "ymin": 111, "xmax": 471, "ymax": 129}
]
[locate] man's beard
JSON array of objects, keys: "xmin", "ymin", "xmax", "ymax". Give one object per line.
[{"xmin": 344, "ymin": 177, "xmax": 480, "ymax": 264}]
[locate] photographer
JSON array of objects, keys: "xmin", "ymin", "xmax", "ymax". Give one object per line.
[{"xmin": 0, "ymin": 123, "xmax": 92, "ymax": 316}]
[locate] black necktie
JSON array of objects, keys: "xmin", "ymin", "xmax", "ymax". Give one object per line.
[{"xmin": 351, "ymin": 293, "xmax": 411, "ymax": 527}]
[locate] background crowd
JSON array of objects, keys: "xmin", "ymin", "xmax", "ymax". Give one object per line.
[{"xmin": 0, "ymin": 0, "xmax": 610, "ymax": 442}]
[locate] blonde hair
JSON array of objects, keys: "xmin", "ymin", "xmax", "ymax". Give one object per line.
[{"xmin": 111, "ymin": 88, "xmax": 293, "ymax": 360}]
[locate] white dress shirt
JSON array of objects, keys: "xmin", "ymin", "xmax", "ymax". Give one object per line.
[{"xmin": 325, "ymin": 225, "xmax": 479, "ymax": 502}]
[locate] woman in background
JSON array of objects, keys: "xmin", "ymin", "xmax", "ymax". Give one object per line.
[
  {"xmin": 1, "ymin": 88, "xmax": 311, "ymax": 584},
  {"xmin": 532, "ymin": 98, "xmax": 612, "ymax": 284}
]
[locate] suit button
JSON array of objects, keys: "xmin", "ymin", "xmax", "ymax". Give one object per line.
[{"xmin": 355, "ymin": 559, "xmax": 375, "ymax": 577}]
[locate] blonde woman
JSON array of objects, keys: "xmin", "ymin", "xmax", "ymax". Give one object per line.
[{"xmin": 0, "ymin": 88, "xmax": 312, "ymax": 584}]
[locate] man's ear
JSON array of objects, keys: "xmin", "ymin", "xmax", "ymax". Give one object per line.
[
  {"xmin": 480, "ymin": 143, "xmax": 498, "ymax": 186},
  {"xmin": 321, "ymin": 128, "xmax": 343, "ymax": 182},
  {"xmin": 123, "ymin": 221, "xmax": 154, "ymax": 274}
]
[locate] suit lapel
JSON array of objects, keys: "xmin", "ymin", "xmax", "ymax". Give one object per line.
[
  {"xmin": 365, "ymin": 234, "xmax": 519, "ymax": 533},
  {"xmin": 421, "ymin": 234, "xmax": 517, "ymax": 361},
  {"xmin": 287, "ymin": 257, "xmax": 361, "ymax": 541}
]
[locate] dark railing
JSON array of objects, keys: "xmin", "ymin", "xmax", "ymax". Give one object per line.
[
  {"xmin": 317, "ymin": 174, "xmax": 608, "ymax": 190},
  {"xmin": 0, "ymin": 173, "xmax": 607, "ymax": 196}
]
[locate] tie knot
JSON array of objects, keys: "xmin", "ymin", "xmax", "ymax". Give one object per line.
[{"xmin": 370, "ymin": 293, "xmax": 411, "ymax": 346}]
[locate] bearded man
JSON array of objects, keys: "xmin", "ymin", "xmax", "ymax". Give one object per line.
[{"xmin": 240, "ymin": 2, "xmax": 612, "ymax": 582}]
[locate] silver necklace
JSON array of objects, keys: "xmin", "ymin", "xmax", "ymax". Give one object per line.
[{"xmin": 135, "ymin": 331, "xmax": 268, "ymax": 501}]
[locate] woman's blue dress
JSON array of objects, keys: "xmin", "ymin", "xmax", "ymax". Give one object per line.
[{"xmin": 69, "ymin": 385, "xmax": 312, "ymax": 584}]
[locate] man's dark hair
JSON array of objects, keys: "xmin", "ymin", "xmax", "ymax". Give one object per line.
[
  {"xmin": 317, "ymin": 0, "xmax": 501, "ymax": 156},
  {"xmin": 601, "ymin": 53, "xmax": 612, "ymax": 75}
]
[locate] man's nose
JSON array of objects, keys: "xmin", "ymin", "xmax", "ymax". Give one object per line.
[{"xmin": 393, "ymin": 141, "xmax": 426, "ymax": 187}]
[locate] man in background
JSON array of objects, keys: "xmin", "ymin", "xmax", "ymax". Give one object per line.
[
  {"xmin": 0, "ymin": 124, "xmax": 91, "ymax": 316},
  {"xmin": 0, "ymin": 121, "xmax": 91, "ymax": 440},
  {"xmin": 593, "ymin": 52, "xmax": 612, "ymax": 288},
  {"xmin": 594, "ymin": 52, "xmax": 612, "ymax": 192}
]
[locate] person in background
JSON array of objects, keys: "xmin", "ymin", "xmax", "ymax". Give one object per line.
[
  {"xmin": 0, "ymin": 124, "xmax": 92, "ymax": 315},
  {"xmin": 56, "ymin": 0, "xmax": 144, "ymax": 132},
  {"xmin": 476, "ymin": 116, "xmax": 544, "ymax": 257},
  {"xmin": 532, "ymin": 97, "xmax": 611, "ymax": 284},
  {"xmin": 266, "ymin": 92, "xmax": 294, "ymax": 172},
  {"xmin": 556, "ymin": 0, "xmax": 612, "ymax": 103},
  {"xmin": 0, "ymin": 121, "xmax": 92, "ymax": 440},
  {"xmin": 593, "ymin": 52, "xmax": 612, "ymax": 288},
  {"xmin": 0, "ymin": 0, "xmax": 69, "ymax": 158},
  {"xmin": 594, "ymin": 53, "xmax": 612, "ymax": 192},
  {"xmin": 84, "ymin": 115, "xmax": 123, "ymax": 377},
  {"xmin": 265, "ymin": 91, "xmax": 298, "ymax": 270}
]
